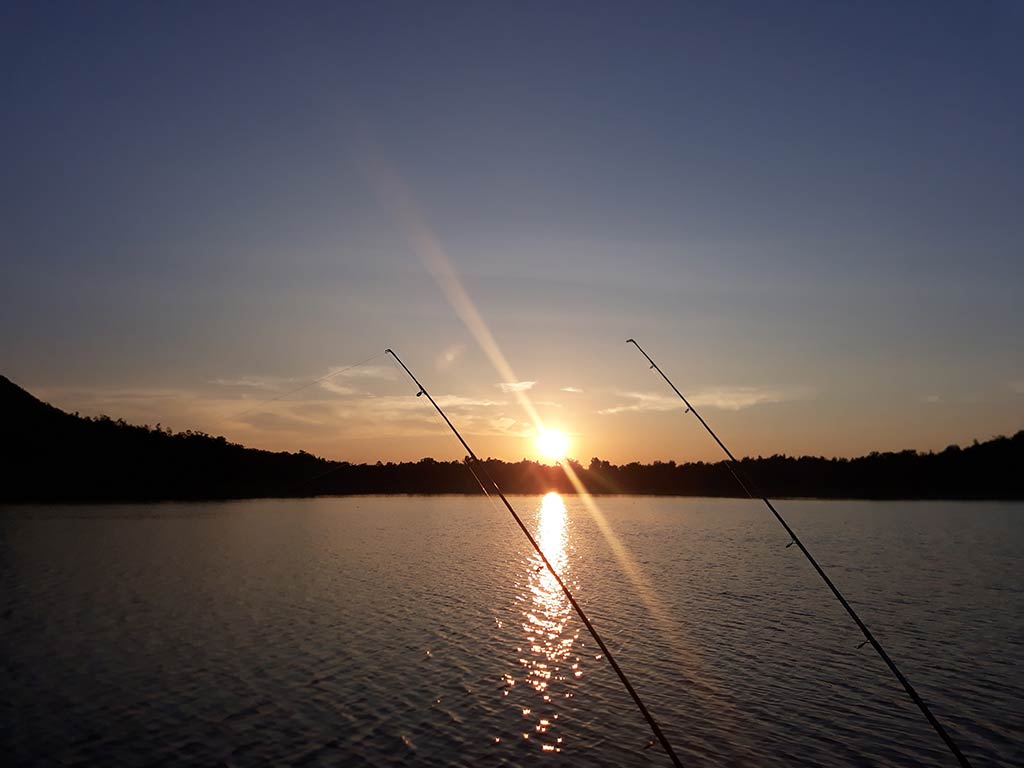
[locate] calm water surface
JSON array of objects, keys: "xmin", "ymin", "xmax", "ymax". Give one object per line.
[{"xmin": 1, "ymin": 496, "xmax": 1021, "ymax": 766}]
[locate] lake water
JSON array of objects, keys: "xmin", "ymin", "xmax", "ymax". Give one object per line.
[{"xmin": 1, "ymin": 496, "xmax": 1021, "ymax": 767}]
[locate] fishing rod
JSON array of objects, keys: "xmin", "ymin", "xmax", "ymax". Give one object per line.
[
  {"xmin": 385, "ymin": 348, "xmax": 685, "ymax": 768},
  {"xmin": 626, "ymin": 338, "xmax": 971, "ymax": 768}
]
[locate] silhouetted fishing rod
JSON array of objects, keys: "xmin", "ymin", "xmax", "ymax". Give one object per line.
[
  {"xmin": 385, "ymin": 348, "xmax": 684, "ymax": 768},
  {"xmin": 626, "ymin": 338, "xmax": 971, "ymax": 768}
]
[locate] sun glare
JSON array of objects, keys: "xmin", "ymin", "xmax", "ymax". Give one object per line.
[{"xmin": 536, "ymin": 429, "xmax": 569, "ymax": 461}]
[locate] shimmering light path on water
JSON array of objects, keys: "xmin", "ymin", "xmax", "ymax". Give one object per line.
[{"xmin": 1, "ymin": 497, "xmax": 1021, "ymax": 766}]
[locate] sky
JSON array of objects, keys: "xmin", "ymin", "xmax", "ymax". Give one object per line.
[{"xmin": 2, "ymin": 2, "xmax": 1022, "ymax": 465}]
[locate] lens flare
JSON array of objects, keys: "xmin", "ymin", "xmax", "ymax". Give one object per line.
[{"xmin": 365, "ymin": 157, "xmax": 747, "ymax": 740}]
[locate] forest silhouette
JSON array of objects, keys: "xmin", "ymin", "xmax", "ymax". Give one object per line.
[{"xmin": 3, "ymin": 375, "xmax": 1021, "ymax": 502}]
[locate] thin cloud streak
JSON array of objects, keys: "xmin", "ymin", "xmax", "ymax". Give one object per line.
[
  {"xmin": 497, "ymin": 380, "xmax": 536, "ymax": 393},
  {"xmin": 209, "ymin": 361, "xmax": 393, "ymax": 396},
  {"xmin": 38, "ymin": 379, "xmax": 518, "ymax": 449},
  {"xmin": 318, "ymin": 381, "xmax": 357, "ymax": 396},
  {"xmin": 599, "ymin": 386, "xmax": 809, "ymax": 415},
  {"xmin": 330, "ymin": 365, "xmax": 396, "ymax": 381},
  {"xmin": 209, "ymin": 377, "xmax": 280, "ymax": 390}
]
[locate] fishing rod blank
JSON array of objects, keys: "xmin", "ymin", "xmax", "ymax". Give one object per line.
[
  {"xmin": 626, "ymin": 338, "xmax": 971, "ymax": 768},
  {"xmin": 385, "ymin": 348, "xmax": 685, "ymax": 768}
]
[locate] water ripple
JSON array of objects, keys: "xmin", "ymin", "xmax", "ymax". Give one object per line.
[{"xmin": 1, "ymin": 496, "xmax": 1021, "ymax": 766}]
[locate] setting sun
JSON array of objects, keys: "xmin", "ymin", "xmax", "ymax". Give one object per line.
[{"xmin": 536, "ymin": 428, "xmax": 570, "ymax": 460}]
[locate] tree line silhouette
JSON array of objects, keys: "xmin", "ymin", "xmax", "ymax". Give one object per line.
[{"xmin": 3, "ymin": 374, "xmax": 1022, "ymax": 502}]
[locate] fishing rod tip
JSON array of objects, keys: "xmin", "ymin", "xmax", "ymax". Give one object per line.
[
  {"xmin": 626, "ymin": 338, "xmax": 635, "ymax": 344},
  {"xmin": 384, "ymin": 348, "xmax": 393, "ymax": 355}
]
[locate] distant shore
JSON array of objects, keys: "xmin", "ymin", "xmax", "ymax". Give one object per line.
[{"xmin": 4, "ymin": 374, "xmax": 1022, "ymax": 503}]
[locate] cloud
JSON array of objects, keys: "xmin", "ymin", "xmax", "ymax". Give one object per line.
[
  {"xmin": 1011, "ymin": 380, "xmax": 1024, "ymax": 395},
  {"xmin": 210, "ymin": 363, "xmax": 395, "ymax": 399},
  {"xmin": 490, "ymin": 416, "xmax": 517, "ymax": 433},
  {"xmin": 328, "ymin": 365, "xmax": 396, "ymax": 381},
  {"xmin": 34, "ymin": 379, "xmax": 518, "ymax": 454},
  {"xmin": 598, "ymin": 392, "xmax": 679, "ymax": 415},
  {"xmin": 691, "ymin": 386, "xmax": 805, "ymax": 411},
  {"xmin": 497, "ymin": 380, "xmax": 536, "ymax": 393},
  {"xmin": 224, "ymin": 389, "xmax": 512, "ymax": 443},
  {"xmin": 561, "ymin": 386, "xmax": 583, "ymax": 393},
  {"xmin": 37, "ymin": 386, "xmax": 197, "ymax": 407},
  {"xmin": 318, "ymin": 380, "xmax": 356, "ymax": 396},
  {"xmin": 35, "ymin": 385, "xmax": 229, "ymax": 436},
  {"xmin": 209, "ymin": 377, "xmax": 280, "ymax": 390},
  {"xmin": 599, "ymin": 386, "xmax": 807, "ymax": 415},
  {"xmin": 923, "ymin": 394, "xmax": 941, "ymax": 404},
  {"xmin": 317, "ymin": 363, "xmax": 399, "ymax": 395},
  {"xmin": 236, "ymin": 410, "xmax": 326, "ymax": 431},
  {"xmin": 433, "ymin": 395, "xmax": 504, "ymax": 408}
]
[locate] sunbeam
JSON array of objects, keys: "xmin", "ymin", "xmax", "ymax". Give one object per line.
[{"xmin": 365, "ymin": 159, "xmax": 748, "ymax": 736}]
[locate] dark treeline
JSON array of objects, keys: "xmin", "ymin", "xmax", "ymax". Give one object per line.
[
  {"xmin": 2, "ymin": 375, "xmax": 328, "ymax": 502},
  {"xmin": 314, "ymin": 439, "xmax": 1024, "ymax": 499},
  {"xmin": 3, "ymin": 374, "xmax": 1022, "ymax": 502}
]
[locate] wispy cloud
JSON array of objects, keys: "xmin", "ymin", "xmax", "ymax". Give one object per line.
[
  {"xmin": 317, "ymin": 363, "xmax": 396, "ymax": 395},
  {"xmin": 693, "ymin": 386, "xmax": 807, "ymax": 411},
  {"xmin": 329, "ymin": 365, "xmax": 396, "ymax": 381},
  {"xmin": 210, "ymin": 363, "xmax": 394, "ymax": 399},
  {"xmin": 485, "ymin": 416, "xmax": 537, "ymax": 438},
  {"xmin": 38, "ymin": 386, "xmax": 198, "ymax": 407},
  {"xmin": 39, "ymin": 376, "xmax": 510, "ymax": 437},
  {"xmin": 599, "ymin": 386, "xmax": 808, "ymax": 415},
  {"xmin": 561, "ymin": 386, "xmax": 583, "ymax": 393},
  {"xmin": 237, "ymin": 410, "xmax": 327, "ymax": 431},
  {"xmin": 227, "ymin": 391, "xmax": 511, "ymax": 440},
  {"xmin": 497, "ymin": 380, "xmax": 536, "ymax": 393},
  {"xmin": 598, "ymin": 392, "xmax": 679, "ymax": 415},
  {"xmin": 491, "ymin": 416, "xmax": 516, "ymax": 433},
  {"xmin": 209, "ymin": 376, "xmax": 280, "ymax": 390},
  {"xmin": 433, "ymin": 395, "xmax": 504, "ymax": 408},
  {"xmin": 318, "ymin": 380, "xmax": 356, "ymax": 396}
]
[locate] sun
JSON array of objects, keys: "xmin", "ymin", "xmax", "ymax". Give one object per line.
[{"xmin": 535, "ymin": 428, "xmax": 569, "ymax": 461}]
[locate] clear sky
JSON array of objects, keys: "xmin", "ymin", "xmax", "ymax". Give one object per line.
[{"xmin": 3, "ymin": 2, "xmax": 1022, "ymax": 464}]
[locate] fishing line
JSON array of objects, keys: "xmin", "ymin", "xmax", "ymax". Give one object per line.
[
  {"xmin": 626, "ymin": 338, "xmax": 971, "ymax": 768},
  {"xmin": 386, "ymin": 348, "xmax": 685, "ymax": 767}
]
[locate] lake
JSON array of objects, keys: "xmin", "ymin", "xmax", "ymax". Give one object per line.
[{"xmin": 1, "ymin": 496, "xmax": 1021, "ymax": 766}]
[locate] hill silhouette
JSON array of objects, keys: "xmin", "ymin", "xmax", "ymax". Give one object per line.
[{"xmin": 2, "ymin": 375, "xmax": 1022, "ymax": 502}]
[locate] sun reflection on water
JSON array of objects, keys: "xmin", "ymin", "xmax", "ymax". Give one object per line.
[{"xmin": 508, "ymin": 491, "xmax": 581, "ymax": 754}]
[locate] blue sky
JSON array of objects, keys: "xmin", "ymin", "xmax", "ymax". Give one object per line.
[{"xmin": 2, "ymin": 2, "xmax": 1022, "ymax": 462}]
